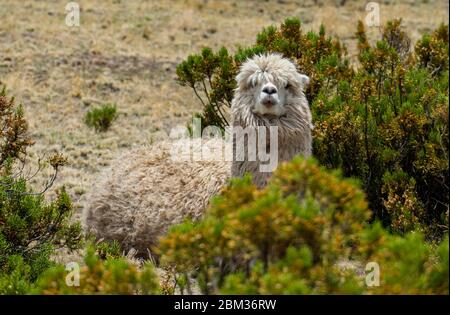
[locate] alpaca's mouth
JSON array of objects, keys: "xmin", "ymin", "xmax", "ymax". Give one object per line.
[
  {"xmin": 253, "ymin": 101, "xmax": 285, "ymax": 120},
  {"xmin": 262, "ymin": 99, "xmax": 274, "ymax": 107},
  {"xmin": 261, "ymin": 97, "xmax": 278, "ymax": 108}
]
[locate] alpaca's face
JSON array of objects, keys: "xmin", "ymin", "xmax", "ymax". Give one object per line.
[
  {"xmin": 251, "ymin": 75, "xmax": 288, "ymax": 117},
  {"xmin": 236, "ymin": 54, "xmax": 309, "ymax": 118}
]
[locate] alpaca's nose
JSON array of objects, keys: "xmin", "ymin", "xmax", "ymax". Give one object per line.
[{"xmin": 262, "ymin": 85, "xmax": 277, "ymax": 95}]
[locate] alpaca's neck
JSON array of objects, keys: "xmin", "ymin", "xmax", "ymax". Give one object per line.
[{"xmin": 231, "ymin": 117, "xmax": 312, "ymax": 188}]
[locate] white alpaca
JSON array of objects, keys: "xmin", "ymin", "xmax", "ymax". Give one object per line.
[
  {"xmin": 82, "ymin": 54, "xmax": 312, "ymax": 257},
  {"xmin": 231, "ymin": 54, "xmax": 312, "ymax": 187}
]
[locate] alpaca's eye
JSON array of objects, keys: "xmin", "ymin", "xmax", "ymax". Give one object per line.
[{"xmin": 285, "ymin": 83, "xmax": 290, "ymax": 89}]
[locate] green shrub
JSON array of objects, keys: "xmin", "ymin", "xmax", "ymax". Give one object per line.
[
  {"xmin": 0, "ymin": 172, "xmax": 83, "ymax": 294},
  {"xmin": 1, "ymin": 88, "xmax": 158, "ymax": 296},
  {"xmin": 32, "ymin": 245, "xmax": 160, "ymax": 295},
  {"xmin": 176, "ymin": 18, "xmax": 449, "ymax": 241},
  {"xmin": 315, "ymin": 21, "xmax": 448, "ymax": 240},
  {"xmin": 84, "ymin": 103, "xmax": 118, "ymax": 132},
  {"xmin": 158, "ymin": 157, "xmax": 448, "ymax": 294},
  {"xmin": 415, "ymin": 23, "xmax": 449, "ymax": 75},
  {"xmin": 0, "ymin": 86, "xmax": 34, "ymax": 168},
  {"xmin": 0, "ymin": 87, "xmax": 83, "ymax": 294},
  {"xmin": 358, "ymin": 224, "xmax": 448, "ymax": 294},
  {"xmin": 220, "ymin": 226, "xmax": 448, "ymax": 295},
  {"xmin": 93, "ymin": 239, "xmax": 123, "ymax": 260}
]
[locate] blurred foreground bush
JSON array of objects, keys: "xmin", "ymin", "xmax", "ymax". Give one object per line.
[
  {"xmin": 158, "ymin": 158, "xmax": 448, "ymax": 294},
  {"xmin": 32, "ymin": 243, "xmax": 160, "ymax": 295}
]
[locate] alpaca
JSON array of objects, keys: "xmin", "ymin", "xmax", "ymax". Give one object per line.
[
  {"xmin": 231, "ymin": 53, "xmax": 312, "ymax": 187},
  {"xmin": 82, "ymin": 53, "xmax": 312, "ymax": 257}
]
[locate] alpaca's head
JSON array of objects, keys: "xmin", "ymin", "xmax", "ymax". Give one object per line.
[{"xmin": 235, "ymin": 54, "xmax": 309, "ymax": 118}]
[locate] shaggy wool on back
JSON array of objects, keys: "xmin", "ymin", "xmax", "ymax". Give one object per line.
[{"xmin": 83, "ymin": 139, "xmax": 230, "ymax": 257}]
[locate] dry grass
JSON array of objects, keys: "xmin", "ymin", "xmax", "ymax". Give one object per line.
[{"xmin": 0, "ymin": 0, "xmax": 448, "ymax": 221}]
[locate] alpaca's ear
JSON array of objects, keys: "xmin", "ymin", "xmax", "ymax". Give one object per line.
[{"xmin": 299, "ymin": 74, "xmax": 310, "ymax": 90}]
